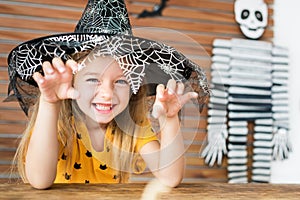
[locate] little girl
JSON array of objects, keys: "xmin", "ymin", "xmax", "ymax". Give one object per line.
[
  {"xmin": 8, "ymin": 0, "xmax": 209, "ymax": 189},
  {"xmin": 13, "ymin": 50, "xmax": 199, "ymax": 189}
]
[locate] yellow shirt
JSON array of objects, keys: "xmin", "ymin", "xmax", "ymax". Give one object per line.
[{"xmin": 54, "ymin": 122, "xmax": 157, "ymax": 183}]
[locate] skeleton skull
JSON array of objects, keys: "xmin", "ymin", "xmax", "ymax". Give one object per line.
[{"xmin": 234, "ymin": 0, "xmax": 268, "ymax": 39}]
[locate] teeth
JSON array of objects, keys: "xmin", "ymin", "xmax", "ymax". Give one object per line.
[{"xmin": 95, "ymin": 104, "xmax": 112, "ymax": 111}]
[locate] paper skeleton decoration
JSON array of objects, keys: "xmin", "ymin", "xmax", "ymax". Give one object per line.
[{"xmin": 201, "ymin": 0, "xmax": 291, "ymax": 183}]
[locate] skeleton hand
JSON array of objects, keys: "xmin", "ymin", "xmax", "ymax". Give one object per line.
[
  {"xmin": 272, "ymin": 127, "xmax": 292, "ymax": 160},
  {"xmin": 200, "ymin": 129, "xmax": 228, "ymax": 166}
]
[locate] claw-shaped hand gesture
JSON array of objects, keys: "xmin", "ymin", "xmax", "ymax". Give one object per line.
[
  {"xmin": 32, "ymin": 58, "xmax": 79, "ymax": 103},
  {"xmin": 151, "ymin": 79, "xmax": 198, "ymax": 119}
]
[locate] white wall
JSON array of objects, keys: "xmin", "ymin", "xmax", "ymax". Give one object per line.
[{"xmin": 271, "ymin": 0, "xmax": 300, "ymax": 183}]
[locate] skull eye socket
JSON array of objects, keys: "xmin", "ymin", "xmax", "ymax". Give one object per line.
[
  {"xmin": 255, "ymin": 11, "xmax": 263, "ymax": 22},
  {"xmin": 241, "ymin": 9, "xmax": 250, "ymax": 20}
]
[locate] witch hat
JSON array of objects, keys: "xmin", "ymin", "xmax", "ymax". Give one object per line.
[{"xmin": 6, "ymin": 0, "xmax": 209, "ymax": 115}]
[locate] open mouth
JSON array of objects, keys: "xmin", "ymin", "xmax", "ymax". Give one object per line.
[{"xmin": 93, "ymin": 103, "xmax": 113, "ymax": 112}]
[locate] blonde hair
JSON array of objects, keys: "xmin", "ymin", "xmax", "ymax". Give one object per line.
[{"xmin": 13, "ymin": 52, "xmax": 149, "ymax": 183}]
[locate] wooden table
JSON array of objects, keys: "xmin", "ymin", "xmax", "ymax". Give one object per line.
[{"xmin": 1, "ymin": 182, "xmax": 300, "ymax": 199}]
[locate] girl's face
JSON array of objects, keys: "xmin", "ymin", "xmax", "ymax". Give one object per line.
[{"xmin": 74, "ymin": 56, "xmax": 130, "ymax": 126}]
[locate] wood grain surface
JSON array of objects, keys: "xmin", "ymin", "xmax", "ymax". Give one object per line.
[{"xmin": 0, "ymin": 182, "xmax": 299, "ymax": 200}]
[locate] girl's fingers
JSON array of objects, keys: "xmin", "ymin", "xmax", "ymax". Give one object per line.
[
  {"xmin": 166, "ymin": 79, "xmax": 176, "ymax": 95},
  {"xmin": 152, "ymin": 104, "xmax": 164, "ymax": 119},
  {"xmin": 156, "ymin": 83, "xmax": 165, "ymax": 99},
  {"xmin": 66, "ymin": 87, "xmax": 80, "ymax": 100},
  {"xmin": 152, "ymin": 84, "xmax": 166, "ymax": 118},
  {"xmin": 42, "ymin": 61, "xmax": 54, "ymax": 76},
  {"xmin": 32, "ymin": 72, "xmax": 45, "ymax": 85},
  {"xmin": 176, "ymin": 82, "xmax": 184, "ymax": 95},
  {"xmin": 66, "ymin": 59, "xmax": 78, "ymax": 73},
  {"xmin": 52, "ymin": 57, "xmax": 66, "ymax": 73},
  {"xmin": 180, "ymin": 92, "xmax": 198, "ymax": 106},
  {"xmin": 45, "ymin": 58, "xmax": 77, "ymax": 75},
  {"xmin": 153, "ymin": 79, "xmax": 198, "ymax": 118}
]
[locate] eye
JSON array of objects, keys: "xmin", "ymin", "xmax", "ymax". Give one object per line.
[
  {"xmin": 241, "ymin": 9, "xmax": 250, "ymax": 20},
  {"xmin": 255, "ymin": 11, "xmax": 263, "ymax": 22},
  {"xmin": 86, "ymin": 78, "xmax": 99, "ymax": 83},
  {"xmin": 115, "ymin": 79, "xmax": 129, "ymax": 85}
]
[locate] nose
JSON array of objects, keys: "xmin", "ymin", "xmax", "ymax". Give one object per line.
[{"xmin": 96, "ymin": 81, "xmax": 113, "ymax": 101}]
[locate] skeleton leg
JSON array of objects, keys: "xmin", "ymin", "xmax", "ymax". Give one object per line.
[
  {"xmin": 227, "ymin": 120, "xmax": 248, "ymax": 183},
  {"xmin": 252, "ymin": 118, "xmax": 273, "ymax": 182}
]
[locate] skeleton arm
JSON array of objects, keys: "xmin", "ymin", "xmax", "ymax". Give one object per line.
[
  {"xmin": 201, "ymin": 39, "xmax": 230, "ymax": 166},
  {"xmin": 201, "ymin": 87, "xmax": 228, "ymax": 166},
  {"xmin": 271, "ymin": 45, "xmax": 292, "ymax": 160},
  {"xmin": 202, "ymin": 129, "xmax": 228, "ymax": 167}
]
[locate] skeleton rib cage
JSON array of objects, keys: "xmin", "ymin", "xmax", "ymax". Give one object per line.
[{"xmin": 202, "ymin": 38, "xmax": 291, "ymax": 183}]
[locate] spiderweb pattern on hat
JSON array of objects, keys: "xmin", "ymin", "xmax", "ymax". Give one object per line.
[
  {"xmin": 80, "ymin": 35, "xmax": 205, "ymax": 94},
  {"xmin": 6, "ymin": 34, "xmax": 109, "ymax": 114},
  {"xmin": 6, "ymin": 0, "xmax": 210, "ymax": 115},
  {"xmin": 75, "ymin": 0, "xmax": 132, "ymax": 35}
]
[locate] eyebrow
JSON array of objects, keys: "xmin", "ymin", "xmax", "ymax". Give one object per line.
[
  {"xmin": 83, "ymin": 72, "xmax": 101, "ymax": 76},
  {"xmin": 83, "ymin": 72, "xmax": 126, "ymax": 79}
]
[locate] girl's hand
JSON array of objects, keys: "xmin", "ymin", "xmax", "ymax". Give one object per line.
[
  {"xmin": 32, "ymin": 57, "xmax": 79, "ymax": 103},
  {"xmin": 152, "ymin": 79, "xmax": 198, "ymax": 119}
]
